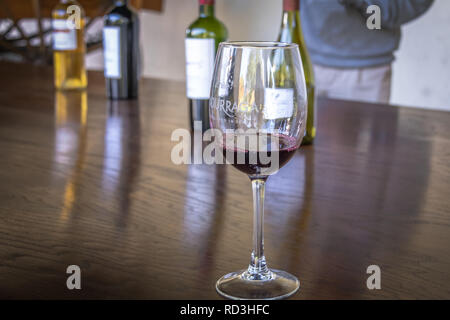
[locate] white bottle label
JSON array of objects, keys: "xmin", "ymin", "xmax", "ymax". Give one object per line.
[
  {"xmin": 185, "ymin": 38, "xmax": 215, "ymax": 99},
  {"xmin": 52, "ymin": 19, "xmax": 77, "ymax": 51},
  {"xmin": 103, "ymin": 26, "xmax": 121, "ymax": 79},
  {"xmin": 263, "ymin": 88, "xmax": 294, "ymax": 119}
]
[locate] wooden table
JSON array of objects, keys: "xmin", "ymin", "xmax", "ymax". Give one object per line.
[{"xmin": 0, "ymin": 62, "xmax": 449, "ymax": 299}]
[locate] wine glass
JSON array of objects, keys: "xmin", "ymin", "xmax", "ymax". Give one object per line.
[{"xmin": 209, "ymin": 41, "xmax": 307, "ymax": 300}]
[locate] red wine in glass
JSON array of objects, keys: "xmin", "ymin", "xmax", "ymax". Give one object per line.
[{"xmin": 222, "ymin": 133, "xmax": 299, "ymax": 177}]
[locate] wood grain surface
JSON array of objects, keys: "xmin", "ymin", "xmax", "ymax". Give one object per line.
[{"xmin": 0, "ymin": 62, "xmax": 449, "ymax": 299}]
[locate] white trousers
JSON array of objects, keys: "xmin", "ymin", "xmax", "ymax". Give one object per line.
[{"xmin": 313, "ymin": 64, "xmax": 392, "ymax": 104}]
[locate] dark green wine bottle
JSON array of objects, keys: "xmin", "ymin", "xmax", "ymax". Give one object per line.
[
  {"xmin": 103, "ymin": 0, "xmax": 140, "ymax": 100},
  {"xmin": 277, "ymin": 0, "xmax": 316, "ymax": 145},
  {"xmin": 185, "ymin": 0, "xmax": 228, "ymax": 132}
]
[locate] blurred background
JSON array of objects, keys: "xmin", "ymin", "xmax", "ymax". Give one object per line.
[
  {"xmin": 1, "ymin": 0, "xmax": 449, "ymax": 110},
  {"xmin": 90, "ymin": 0, "xmax": 449, "ymax": 111}
]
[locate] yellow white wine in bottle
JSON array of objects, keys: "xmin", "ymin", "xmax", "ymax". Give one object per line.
[
  {"xmin": 52, "ymin": 0, "xmax": 87, "ymax": 90},
  {"xmin": 277, "ymin": 0, "xmax": 316, "ymax": 145}
]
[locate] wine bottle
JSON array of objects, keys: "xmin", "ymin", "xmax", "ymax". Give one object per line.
[
  {"xmin": 52, "ymin": 0, "xmax": 87, "ymax": 90},
  {"xmin": 185, "ymin": 0, "xmax": 227, "ymax": 132},
  {"xmin": 277, "ymin": 0, "xmax": 316, "ymax": 145},
  {"xmin": 103, "ymin": 0, "xmax": 140, "ymax": 100}
]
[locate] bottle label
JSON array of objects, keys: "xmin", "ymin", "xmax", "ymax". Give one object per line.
[
  {"xmin": 263, "ymin": 88, "xmax": 294, "ymax": 119},
  {"xmin": 185, "ymin": 38, "xmax": 215, "ymax": 99},
  {"xmin": 52, "ymin": 19, "xmax": 77, "ymax": 51},
  {"xmin": 103, "ymin": 26, "xmax": 121, "ymax": 79}
]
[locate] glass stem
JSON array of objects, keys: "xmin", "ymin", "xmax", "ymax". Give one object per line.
[{"xmin": 247, "ymin": 178, "xmax": 269, "ymax": 277}]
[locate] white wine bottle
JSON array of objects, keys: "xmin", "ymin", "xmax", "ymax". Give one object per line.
[
  {"xmin": 277, "ymin": 0, "xmax": 316, "ymax": 145},
  {"xmin": 52, "ymin": 0, "xmax": 87, "ymax": 90},
  {"xmin": 185, "ymin": 0, "xmax": 227, "ymax": 132}
]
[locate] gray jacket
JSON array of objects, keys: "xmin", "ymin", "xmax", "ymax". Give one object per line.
[{"xmin": 300, "ymin": 0, "xmax": 434, "ymax": 68}]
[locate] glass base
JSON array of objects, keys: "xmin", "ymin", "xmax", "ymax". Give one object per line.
[{"xmin": 216, "ymin": 268, "xmax": 300, "ymax": 300}]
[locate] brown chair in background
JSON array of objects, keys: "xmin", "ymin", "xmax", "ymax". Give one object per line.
[{"xmin": 0, "ymin": 0, "xmax": 162, "ymax": 64}]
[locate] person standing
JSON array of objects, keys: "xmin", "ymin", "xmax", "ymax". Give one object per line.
[{"xmin": 300, "ymin": 0, "xmax": 434, "ymax": 103}]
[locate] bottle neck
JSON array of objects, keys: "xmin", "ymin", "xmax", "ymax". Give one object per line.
[
  {"xmin": 281, "ymin": 0, "xmax": 301, "ymax": 29},
  {"xmin": 199, "ymin": 1, "xmax": 215, "ymax": 18},
  {"xmin": 279, "ymin": 0, "xmax": 306, "ymax": 45},
  {"xmin": 281, "ymin": 10, "xmax": 300, "ymax": 27}
]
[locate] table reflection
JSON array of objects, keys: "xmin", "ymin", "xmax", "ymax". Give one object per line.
[
  {"xmin": 305, "ymin": 104, "xmax": 432, "ymax": 298},
  {"xmin": 54, "ymin": 90, "xmax": 88, "ymax": 221},
  {"xmin": 183, "ymin": 135, "xmax": 228, "ymax": 279},
  {"xmin": 102, "ymin": 99, "xmax": 141, "ymax": 228}
]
